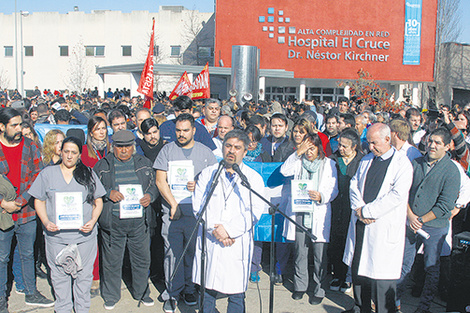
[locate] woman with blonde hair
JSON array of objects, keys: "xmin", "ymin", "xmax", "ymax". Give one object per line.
[{"xmin": 42, "ymin": 129, "xmax": 65, "ymax": 166}]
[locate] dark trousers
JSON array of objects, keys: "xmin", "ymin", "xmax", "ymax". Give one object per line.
[
  {"xmin": 397, "ymin": 225, "xmax": 447, "ymax": 311},
  {"xmin": 351, "ymin": 222, "xmax": 397, "ymax": 313},
  {"xmin": 100, "ymin": 216, "xmax": 150, "ymax": 304},
  {"xmin": 203, "ymin": 289, "xmax": 245, "ymax": 313},
  {"xmin": 294, "ymin": 228, "xmax": 327, "ymax": 298}
]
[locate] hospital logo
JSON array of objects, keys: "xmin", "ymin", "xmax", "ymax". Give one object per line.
[{"xmin": 258, "ymin": 7, "xmax": 295, "ymax": 45}]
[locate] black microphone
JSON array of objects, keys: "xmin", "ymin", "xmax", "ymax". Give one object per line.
[
  {"xmin": 210, "ymin": 159, "xmax": 226, "ymax": 187},
  {"xmin": 232, "ymin": 163, "xmax": 250, "ymax": 187}
]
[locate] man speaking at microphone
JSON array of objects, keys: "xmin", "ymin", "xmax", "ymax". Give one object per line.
[{"xmin": 192, "ymin": 129, "xmax": 266, "ymax": 313}]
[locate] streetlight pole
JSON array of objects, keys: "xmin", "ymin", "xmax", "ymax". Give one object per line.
[
  {"xmin": 20, "ymin": 10, "xmax": 29, "ymax": 98},
  {"xmin": 14, "ymin": 0, "xmax": 18, "ymax": 92}
]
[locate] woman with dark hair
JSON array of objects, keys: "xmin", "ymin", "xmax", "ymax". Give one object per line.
[
  {"xmin": 454, "ymin": 110, "xmax": 470, "ymax": 144},
  {"xmin": 280, "ymin": 131, "xmax": 338, "ymax": 304},
  {"xmin": 81, "ymin": 117, "xmax": 109, "ymax": 294},
  {"xmin": 82, "ymin": 116, "xmax": 109, "ymax": 168},
  {"xmin": 244, "ymin": 124, "xmax": 271, "ymax": 162},
  {"xmin": 21, "ymin": 122, "xmax": 42, "ymax": 151},
  {"xmin": 29, "ymin": 107, "xmax": 39, "ymax": 125},
  {"xmin": 291, "ymin": 118, "xmax": 313, "ymax": 150},
  {"xmin": 28, "ymin": 137, "xmax": 106, "ymax": 313},
  {"xmin": 243, "ymin": 124, "xmax": 270, "ymax": 282},
  {"xmin": 328, "ymin": 128, "xmax": 364, "ymax": 293}
]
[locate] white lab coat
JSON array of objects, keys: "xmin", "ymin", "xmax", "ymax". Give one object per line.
[
  {"xmin": 280, "ymin": 153, "xmax": 338, "ymax": 242},
  {"xmin": 343, "ymin": 148, "xmax": 413, "ymax": 280},
  {"xmin": 192, "ymin": 163, "xmax": 266, "ymax": 294}
]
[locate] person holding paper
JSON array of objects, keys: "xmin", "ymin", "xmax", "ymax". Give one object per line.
[
  {"xmin": 280, "ymin": 131, "xmax": 338, "ymax": 305},
  {"xmin": 396, "ymin": 127, "xmax": 460, "ymax": 313},
  {"xmin": 154, "ymin": 113, "xmax": 217, "ymax": 313},
  {"xmin": 93, "ymin": 130, "xmax": 158, "ymax": 310},
  {"xmin": 29, "ymin": 136, "xmax": 106, "ymax": 313}
]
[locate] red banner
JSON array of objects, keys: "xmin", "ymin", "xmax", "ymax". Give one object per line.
[
  {"xmin": 191, "ymin": 62, "xmax": 210, "ymax": 100},
  {"xmin": 169, "ymin": 71, "xmax": 192, "ymax": 100},
  {"xmin": 137, "ymin": 18, "xmax": 155, "ymax": 108}
]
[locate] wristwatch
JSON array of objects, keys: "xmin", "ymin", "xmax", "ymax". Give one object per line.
[{"xmin": 417, "ymin": 216, "xmax": 424, "ymax": 224}]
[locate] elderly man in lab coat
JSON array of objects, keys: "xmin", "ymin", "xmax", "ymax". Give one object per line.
[
  {"xmin": 342, "ymin": 123, "xmax": 413, "ymax": 313},
  {"xmin": 192, "ymin": 129, "xmax": 266, "ymax": 313}
]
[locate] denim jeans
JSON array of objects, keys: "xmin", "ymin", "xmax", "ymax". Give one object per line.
[
  {"xmin": 0, "ymin": 220, "xmax": 37, "ymax": 297},
  {"xmin": 12, "ymin": 245, "xmax": 25, "ymax": 291},
  {"xmin": 203, "ymin": 289, "xmax": 245, "ymax": 313},
  {"xmin": 397, "ymin": 225, "xmax": 448, "ymax": 311}
]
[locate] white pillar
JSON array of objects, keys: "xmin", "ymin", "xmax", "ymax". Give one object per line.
[
  {"xmin": 259, "ymin": 76, "xmax": 265, "ymax": 101},
  {"xmin": 412, "ymin": 83, "xmax": 420, "ymax": 107},
  {"xmin": 299, "ymin": 79, "xmax": 306, "ymax": 102},
  {"xmin": 130, "ymin": 72, "xmax": 140, "ymax": 98},
  {"xmin": 98, "ymin": 74, "xmax": 105, "ymax": 99},
  {"xmin": 344, "ymin": 85, "xmax": 350, "ymax": 98}
]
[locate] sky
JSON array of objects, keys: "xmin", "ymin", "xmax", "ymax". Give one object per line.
[{"xmin": 0, "ymin": 0, "xmax": 469, "ymax": 43}]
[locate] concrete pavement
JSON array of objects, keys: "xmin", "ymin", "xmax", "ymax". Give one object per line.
[{"xmin": 6, "ymin": 269, "xmax": 447, "ymax": 313}]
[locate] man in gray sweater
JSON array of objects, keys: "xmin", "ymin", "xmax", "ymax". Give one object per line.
[{"xmin": 397, "ymin": 127, "xmax": 460, "ymax": 313}]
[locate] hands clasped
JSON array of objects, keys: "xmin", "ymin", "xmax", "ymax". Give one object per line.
[{"xmin": 212, "ymin": 224, "xmax": 235, "ymax": 247}]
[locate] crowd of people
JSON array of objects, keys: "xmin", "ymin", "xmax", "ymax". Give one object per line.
[{"xmin": 0, "ymin": 87, "xmax": 469, "ymax": 313}]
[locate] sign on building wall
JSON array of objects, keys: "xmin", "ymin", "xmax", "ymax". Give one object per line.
[
  {"xmin": 215, "ymin": 0, "xmax": 437, "ymax": 82},
  {"xmin": 403, "ymin": 0, "xmax": 423, "ymax": 65}
]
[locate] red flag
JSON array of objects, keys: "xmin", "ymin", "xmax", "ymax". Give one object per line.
[
  {"xmin": 191, "ymin": 63, "xmax": 210, "ymax": 100},
  {"xmin": 169, "ymin": 71, "xmax": 192, "ymax": 101},
  {"xmin": 137, "ymin": 18, "xmax": 155, "ymax": 108}
]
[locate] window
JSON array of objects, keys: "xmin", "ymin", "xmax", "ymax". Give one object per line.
[
  {"xmin": 170, "ymin": 45, "xmax": 181, "ymax": 57},
  {"xmin": 85, "ymin": 45, "xmax": 105, "ymax": 57},
  {"xmin": 153, "ymin": 45, "xmax": 159, "ymax": 57},
  {"xmin": 24, "ymin": 46, "xmax": 33, "ymax": 56},
  {"xmin": 122, "ymin": 45, "xmax": 132, "ymax": 56},
  {"xmin": 197, "ymin": 46, "xmax": 212, "ymax": 58},
  {"xmin": 4, "ymin": 46, "xmax": 13, "ymax": 57},
  {"xmin": 59, "ymin": 46, "xmax": 69, "ymax": 56}
]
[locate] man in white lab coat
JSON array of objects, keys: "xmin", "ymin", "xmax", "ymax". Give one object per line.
[
  {"xmin": 342, "ymin": 123, "xmax": 413, "ymax": 313},
  {"xmin": 192, "ymin": 129, "xmax": 266, "ymax": 313}
]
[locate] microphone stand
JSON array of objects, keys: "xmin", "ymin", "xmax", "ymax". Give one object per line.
[
  {"xmin": 169, "ymin": 161, "xmax": 225, "ymax": 313},
  {"xmin": 238, "ymin": 179, "xmax": 317, "ymax": 313}
]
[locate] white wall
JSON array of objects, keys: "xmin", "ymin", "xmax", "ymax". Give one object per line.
[{"xmin": 0, "ymin": 7, "xmax": 212, "ymax": 95}]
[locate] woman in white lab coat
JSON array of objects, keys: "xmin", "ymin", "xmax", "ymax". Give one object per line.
[{"xmin": 280, "ymin": 132, "xmax": 338, "ymax": 304}]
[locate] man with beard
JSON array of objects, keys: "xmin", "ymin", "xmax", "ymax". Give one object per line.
[
  {"xmin": 136, "ymin": 118, "xmax": 165, "ymax": 163},
  {"xmin": 159, "ymin": 96, "xmax": 217, "ymax": 151},
  {"xmin": 0, "ymin": 108, "xmax": 54, "ymax": 312},
  {"xmin": 154, "ymin": 113, "xmax": 217, "ymax": 313},
  {"xmin": 325, "ymin": 114, "xmax": 340, "ymax": 152}
]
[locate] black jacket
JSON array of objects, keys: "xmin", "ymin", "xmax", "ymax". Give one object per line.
[{"xmin": 93, "ymin": 153, "xmax": 159, "ymax": 232}]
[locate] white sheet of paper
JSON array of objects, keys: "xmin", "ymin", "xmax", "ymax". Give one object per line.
[
  {"xmin": 119, "ymin": 184, "xmax": 144, "ymax": 219},
  {"xmin": 291, "ymin": 180, "xmax": 314, "ymax": 213},
  {"xmin": 168, "ymin": 160, "xmax": 194, "ymax": 205},
  {"xmin": 55, "ymin": 192, "xmax": 83, "ymax": 229}
]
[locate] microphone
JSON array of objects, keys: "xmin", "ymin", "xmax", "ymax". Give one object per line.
[
  {"xmin": 232, "ymin": 163, "xmax": 250, "ymax": 187},
  {"xmin": 209, "ymin": 159, "xmax": 226, "ymax": 188}
]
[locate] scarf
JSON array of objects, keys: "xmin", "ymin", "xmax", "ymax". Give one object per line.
[
  {"xmin": 244, "ymin": 143, "xmax": 263, "ymax": 162},
  {"xmin": 301, "ymin": 156, "xmax": 322, "ymax": 181},
  {"xmin": 91, "ymin": 137, "xmax": 107, "ymax": 151},
  {"xmin": 139, "ymin": 138, "xmax": 164, "ymax": 163}
]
